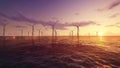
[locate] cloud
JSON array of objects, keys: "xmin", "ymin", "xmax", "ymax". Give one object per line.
[
  {"xmin": 96, "ymin": 8, "xmax": 104, "ymax": 11},
  {"xmin": 109, "ymin": 13, "xmax": 119, "ymax": 18},
  {"xmin": 54, "ymin": 26, "xmax": 67, "ymax": 30},
  {"xmin": 0, "ymin": 19, "xmax": 8, "ymax": 26},
  {"xmin": 0, "ymin": 12, "xmax": 10, "ymax": 19},
  {"xmin": 97, "ymin": 0, "xmax": 120, "ymax": 11},
  {"xmin": 66, "ymin": 21, "xmax": 100, "ymax": 27},
  {"xmin": 0, "ymin": 12, "xmax": 100, "ymax": 30},
  {"xmin": 108, "ymin": 0, "xmax": 120, "ymax": 10},
  {"xmin": 0, "ymin": 12, "xmax": 44, "ymax": 25},
  {"xmin": 44, "ymin": 21, "xmax": 67, "ymax": 30},
  {"xmin": 13, "ymin": 25, "xmax": 27, "ymax": 28},
  {"xmin": 106, "ymin": 22, "xmax": 120, "ymax": 28},
  {"xmin": 106, "ymin": 24, "xmax": 116, "ymax": 27},
  {"xmin": 43, "ymin": 20, "xmax": 100, "ymax": 30},
  {"xmin": 0, "ymin": 12, "xmax": 67, "ymax": 30},
  {"xmin": 74, "ymin": 13, "xmax": 80, "ymax": 16}
]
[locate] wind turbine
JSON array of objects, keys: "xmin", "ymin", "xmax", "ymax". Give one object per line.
[
  {"xmin": 71, "ymin": 30, "xmax": 74, "ymax": 41},
  {"xmin": 37, "ymin": 28, "xmax": 42, "ymax": 42},
  {"xmin": 1, "ymin": 23, "xmax": 8, "ymax": 37},
  {"xmin": 50, "ymin": 17, "xmax": 60, "ymax": 45},
  {"xmin": 66, "ymin": 21, "xmax": 97, "ymax": 46},
  {"xmin": 14, "ymin": 25, "xmax": 26, "ymax": 40},
  {"xmin": 69, "ymin": 30, "xmax": 74, "ymax": 44},
  {"xmin": 66, "ymin": 22, "xmax": 80, "ymax": 46},
  {"xmin": 0, "ymin": 20, "xmax": 8, "ymax": 46},
  {"xmin": 54, "ymin": 29, "xmax": 57, "ymax": 44},
  {"xmin": 27, "ymin": 31, "xmax": 30, "ymax": 40},
  {"xmin": 50, "ymin": 22, "xmax": 56, "ymax": 45},
  {"xmin": 75, "ymin": 26, "xmax": 80, "ymax": 46},
  {"xmin": 27, "ymin": 23, "xmax": 36, "ymax": 46}
]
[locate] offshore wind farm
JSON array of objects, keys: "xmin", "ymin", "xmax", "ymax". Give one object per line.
[{"xmin": 0, "ymin": 0, "xmax": 120, "ymax": 68}]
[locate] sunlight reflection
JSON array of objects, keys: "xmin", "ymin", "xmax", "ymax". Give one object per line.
[
  {"xmin": 12, "ymin": 36, "xmax": 16, "ymax": 40},
  {"xmin": 96, "ymin": 36, "xmax": 106, "ymax": 47},
  {"xmin": 99, "ymin": 36, "xmax": 103, "ymax": 41},
  {"xmin": 97, "ymin": 65, "xmax": 112, "ymax": 68}
]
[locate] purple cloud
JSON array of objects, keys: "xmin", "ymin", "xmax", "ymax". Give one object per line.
[
  {"xmin": 74, "ymin": 12, "xmax": 80, "ymax": 16},
  {"xmin": 0, "ymin": 19, "xmax": 8, "ymax": 26},
  {"xmin": 0, "ymin": 12, "xmax": 44, "ymax": 25},
  {"xmin": 108, "ymin": 0, "xmax": 120, "ymax": 9},
  {"xmin": 44, "ymin": 21, "xmax": 67, "ymax": 30},
  {"xmin": 0, "ymin": 12, "xmax": 100, "ymax": 30},
  {"xmin": 14, "ymin": 25, "xmax": 27, "ymax": 28},
  {"xmin": 0, "ymin": 12, "xmax": 67, "ymax": 30},
  {"xmin": 66, "ymin": 21, "xmax": 100, "ymax": 27},
  {"xmin": 97, "ymin": 0, "xmax": 120, "ymax": 11}
]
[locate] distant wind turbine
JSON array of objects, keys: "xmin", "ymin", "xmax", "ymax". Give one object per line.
[
  {"xmin": 69, "ymin": 30, "xmax": 74, "ymax": 44},
  {"xmin": 14, "ymin": 25, "xmax": 26, "ymax": 40},
  {"xmin": 1, "ymin": 23, "xmax": 8, "ymax": 37},
  {"xmin": 66, "ymin": 21, "xmax": 97, "ymax": 46},
  {"xmin": 76, "ymin": 26, "xmax": 80, "ymax": 45},
  {"xmin": 27, "ymin": 23, "xmax": 36, "ymax": 46},
  {"xmin": 0, "ymin": 20, "xmax": 8, "ymax": 46},
  {"xmin": 27, "ymin": 31, "xmax": 30, "ymax": 40},
  {"xmin": 51, "ymin": 22, "xmax": 56, "ymax": 45},
  {"xmin": 54, "ymin": 29, "xmax": 57, "ymax": 44},
  {"xmin": 37, "ymin": 29, "xmax": 42, "ymax": 42}
]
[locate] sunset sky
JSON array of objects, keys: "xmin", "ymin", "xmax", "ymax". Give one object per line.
[{"xmin": 0, "ymin": 0, "xmax": 120, "ymax": 36}]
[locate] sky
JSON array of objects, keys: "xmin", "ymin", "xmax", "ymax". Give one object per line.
[{"xmin": 0, "ymin": 0, "xmax": 120, "ymax": 36}]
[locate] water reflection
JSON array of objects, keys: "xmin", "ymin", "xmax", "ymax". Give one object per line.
[
  {"xmin": 98, "ymin": 36, "xmax": 103, "ymax": 42},
  {"xmin": 97, "ymin": 65, "xmax": 112, "ymax": 68}
]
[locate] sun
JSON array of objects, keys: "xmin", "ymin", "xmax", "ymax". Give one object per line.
[{"xmin": 98, "ymin": 32, "xmax": 103, "ymax": 36}]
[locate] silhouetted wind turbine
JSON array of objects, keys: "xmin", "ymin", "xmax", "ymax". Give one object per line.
[
  {"xmin": 75, "ymin": 26, "xmax": 80, "ymax": 46},
  {"xmin": 27, "ymin": 23, "xmax": 36, "ymax": 46},
  {"xmin": 51, "ymin": 23, "xmax": 56, "ymax": 45},
  {"xmin": 1, "ymin": 23, "xmax": 7, "ymax": 37},
  {"xmin": 67, "ymin": 21, "xmax": 98, "ymax": 46},
  {"xmin": 14, "ymin": 25, "xmax": 26, "ymax": 40},
  {"xmin": 37, "ymin": 29, "xmax": 42, "ymax": 42},
  {"xmin": 69, "ymin": 30, "xmax": 74, "ymax": 44},
  {"xmin": 21, "ymin": 29, "xmax": 23, "ymax": 37},
  {"xmin": 27, "ymin": 31, "xmax": 30, "ymax": 40},
  {"xmin": 48, "ymin": 20, "xmax": 59, "ymax": 45},
  {"xmin": 51, "ymin": 17, "xmax": 60, "ymax": 44},
  {"xmin": 71, "ymin": 30, "xmax": 74, "ymax": 41},
  {"xmin": 54, "ymin": 29, "xmax": 57, "ymax": 44},
  {"xmin": 0, "ymin": 21, "xmax": 8, "ymax": 46}
]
